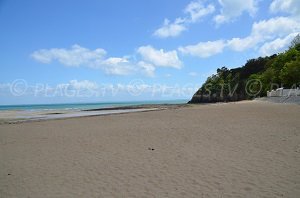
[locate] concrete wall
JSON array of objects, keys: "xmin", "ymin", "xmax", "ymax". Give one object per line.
[{"xmin": 267, "ymin": 88, "xmax": 300, "ymax": 97}]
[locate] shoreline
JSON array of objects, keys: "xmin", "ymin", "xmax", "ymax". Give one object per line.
[
  {"xmin": 0, "ymin": 98, "xmax": 298, "ymax": 124},
  {"xmin": 0, "ymin": 103, "xmax": 189, "ymax": 125}
]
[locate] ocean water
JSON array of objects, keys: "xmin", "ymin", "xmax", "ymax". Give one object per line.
[{"xmin": 0, "ymin": 100, "xmax": 188, "ymax": 111}]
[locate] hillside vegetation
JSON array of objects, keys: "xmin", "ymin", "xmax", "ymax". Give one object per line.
[{"xmin": 189, "ymin": 35, "xmax": 300, "ymax": 103}]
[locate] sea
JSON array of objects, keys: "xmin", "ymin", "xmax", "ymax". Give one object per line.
[{"xmin": 0, "ymin": 100, "xmax": 188, "ymax": 111}]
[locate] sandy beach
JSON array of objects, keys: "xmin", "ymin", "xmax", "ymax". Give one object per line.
[{"xmin": 0, "ymin": 101, "xmax": 300, "ymax": 197}]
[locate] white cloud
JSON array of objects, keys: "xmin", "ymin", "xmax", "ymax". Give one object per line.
[
  {"xmin": 227, "ymin": 17, "xmax": 300, "ymax": 51},
  {"xmin": 31, "ymin": 44, "xmax": 106, "ymax": 66},
  {"xmin": 180, "ymin": 16, "xmax": 300, "ymax": 58},
  {"xmin": 270, "ymin": 0, "xmax": 300, "ymax": 16},
  {"xmin": 214, "ymin": 0, "xmax": 258, "ymax": 25},
  {"xmin": 184, "ymin": 1, "xmax": 215, "ymax": 23},
  {"xmin": 178, "ymin": 40, "xmax": 226, "ymax": 58},
  {"xmin": 53, "ymin": 80, "xmax": 100, "ymax": 97},
  {"xmin": 0, "ymin": 83, "xmax": 10, "ymax": 89},
  {"xmin": 259, "ymin": 33, "xmax": 299, "ymax": 56},
  {"xmin": 32, "ymin": 45, "xmax": 183, "ymax": 77},
  {"xmin": 31, "ymin": 45, "xmax": 137, "ymax": 76},
  {"xmin": 102, "ymin": 57, "xmax": 128, "ymax": 66},
  {"xmin": 0, "ymin": 79, "xmax": 199, "ymax": 100},
  {"xmin": 137, "ymin": 61, "xmax": 156, "ymax": 77},
  {"xmin": 67, "ymin": 80, "xmax": 99, "ymax": 90},
  {"xmin": 137, "ymin": 45, "xmax": 182, "ymax": 69},
  {"xmin": 101, "ymin": 57, "xmax": 136, "ymax": 76},
  {"xmin": 153, "ymin": 0, "xmax": 215, "ymax": 38},
  {"xmin": 251, "ymin": 17, "xmax": 300, "ymax": 39},
  {"xmin": 153, "ymin": 18, "xmax": 187, "ymax": 38},
  {"xmin": 227, "ymin": 37, "xmax": 257, "ymax": 52}
]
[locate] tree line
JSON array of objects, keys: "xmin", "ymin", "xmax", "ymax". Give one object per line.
[{"xmin": 189, "ymin": 35, "xmax": 300, "ymax": 103}]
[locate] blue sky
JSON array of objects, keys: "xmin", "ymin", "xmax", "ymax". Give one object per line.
[{"xmin": 0, "ymin": 0, "xmax": 299, "ymax": 104}]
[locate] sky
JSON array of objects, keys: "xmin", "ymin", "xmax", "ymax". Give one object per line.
[{"xmin": 0, "ymin": 0, "xmax": 300, "ymax": 105}]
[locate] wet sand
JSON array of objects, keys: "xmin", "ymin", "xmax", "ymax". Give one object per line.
[
  {"xmin": 0, "ymin": 101, "xmax": 300, "ymax": 197},
  {"xmin": 0, "ymin": 104, "xmax": 186, "ymax": 124}
]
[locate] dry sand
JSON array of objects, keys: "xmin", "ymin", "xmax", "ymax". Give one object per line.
[{"xmin": 0, "ymin": 101, "xmax": 300, "ymax": 197}]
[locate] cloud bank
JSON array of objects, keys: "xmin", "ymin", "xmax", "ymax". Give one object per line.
[
  {"xmin": 31, "ymin": 45, "xmax": 183, "ymax": 77},
  {"xmin": 179, "ymin": 16, "xmax": 300, "ymax": 57}
]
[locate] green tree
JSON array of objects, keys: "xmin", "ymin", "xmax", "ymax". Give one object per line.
[
  {"xmin": 280, "ymin": 58, "xmax": 300, "ymax": 87},
  {"xmin": 290, "ymin": 34, "xmax": 300, "ymax": 49}
]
